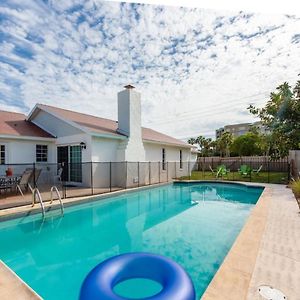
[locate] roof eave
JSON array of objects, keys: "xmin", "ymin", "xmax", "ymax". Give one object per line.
[
  {"xmin": 91, "ymin": 132, "xmax": 127, "ymax": 140},
  {"xmin": 26, "ymin": 103, "xmax": 40, "ymax": 121},
  {"xmin": 0, "ymin": 134, "xmax": 56, "ymax": 142},
  {"xmin": 143, "ymin": 139, "xmax": 192, "ymax": 149}
]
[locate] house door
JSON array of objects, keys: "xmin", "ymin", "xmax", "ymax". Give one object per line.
[
  {"xmin": 57, "ymin": 145, "xmax": 82, "ymax": 183},
  {"xmin": 57, "ymin": 146, "xmax": 69, "ymax": 181}
]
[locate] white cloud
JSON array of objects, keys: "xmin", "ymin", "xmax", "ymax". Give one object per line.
[
  {"xmin": 0, "ymin": 1, "xmax": 299, "ymax": 140},
  {"xmin": 116, "ymin": 0, "xmax": 300, "ymax": 15}
]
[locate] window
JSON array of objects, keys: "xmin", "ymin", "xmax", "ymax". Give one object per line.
[
  {"xmin": 0, "ymin": 145, "xmax": 5, "ymax": 164},
  {"xmin": 36, "ymin": 145, "xmax": 48, "ymax": 162},
  {"xmin": 162, "ymin": 148, "xmax": 166, "ymax": 170},
  {"xmin": 179, "ymin": 150, "xmax": 183, "ymax": 169}
]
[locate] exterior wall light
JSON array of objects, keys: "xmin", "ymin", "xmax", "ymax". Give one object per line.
[{"xmin": 80, "ymin": 142, "xmax": 87, "ymax": 150}]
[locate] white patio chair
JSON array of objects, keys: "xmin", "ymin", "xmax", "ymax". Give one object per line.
[
  {"xmin": 54, "ymin": 167, "xmax": 63, "ymax": 183},
  {"xmin": 16, "ymin": 169, "xmax": 34, "ymax": 196}
]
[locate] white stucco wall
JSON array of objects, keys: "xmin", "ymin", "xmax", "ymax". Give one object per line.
[
  {"xmin": 144, "ymin": 142, "xmax": 191, "ymax": 162},
  {"xmin": 0, "ymin": 137, "xmax": 56, "ymax": 165},
  {"xmin": 0, "ymin": 137, "xmax": 56, "ymax": 183},
  {"xmin": 90, "ymin": 139, "xmax": 195, "ymax": 188},
  {"xmin": 91, "ymin": 137, "xmax": 123, "ymax": 188},
  {"xmin": 91, "ymin": 136, "xmax": 119, "ymax": 162},
  {"xmin": 190, "ymin": 152, "xmax": 198, "ymax": 162},
  {"xmin": 143, "ymin": 142, "xmax": 194, "ymax": 180}
]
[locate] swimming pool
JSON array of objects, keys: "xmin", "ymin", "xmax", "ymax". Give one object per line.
[{"xmin": 0, "ymin": 182, "xmax": 263, "ymax": 299}]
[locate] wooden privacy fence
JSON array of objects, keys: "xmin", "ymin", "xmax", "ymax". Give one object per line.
[{"xmin": 197, "ymin": 156, "xmax": 289, "ymax": 172}]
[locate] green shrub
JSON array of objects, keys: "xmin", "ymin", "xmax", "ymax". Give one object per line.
[{"xmin": 291, "ymin": 180, "xmax": 300, "ymax": 198}]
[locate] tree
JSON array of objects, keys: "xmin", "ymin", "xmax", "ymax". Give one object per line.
[
  {"xmin": 187, "ymin": 136, "xmax": 215, "ymax": 156},
  {"xmin": 216, "ymin": 132, "xmax": 233, "ymax": 157},
  {"xmin": 187, "ymin": 138, "xmax": 197, "ymax": 145},
  {"xmin": 196, "ymin": 135, "xmax": 206, "ymax": 152},
  {"xmin": 248, "ymin": 77, "xmax": 300, "ymax": 158},
  {"xmin": 257, "ymin": 133, "xmax": 272, "ymax": 156},
  {"xmin": 201, "ymin": 137, "xmax": 214, "ymax": 156},
  {"xmin": 231, "ymin": 132, "xmax": 262, "ymax": 156}
]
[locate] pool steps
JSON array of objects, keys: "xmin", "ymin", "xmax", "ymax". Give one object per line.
[{"xmin": 32, "ymin": 186, "xmax": 64, "ymax": 218}]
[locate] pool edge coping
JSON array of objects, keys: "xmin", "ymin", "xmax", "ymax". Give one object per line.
[
  {"xmin": 200, "ymin": 183, "xmax": 271, "ymax": 300},
  {"xmin": 0, "ymin": 260, "xmax": 42, "ymax": 300}
]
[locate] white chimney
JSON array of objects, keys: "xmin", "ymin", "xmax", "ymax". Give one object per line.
[{"xmin": 117, "ymin": 85, "xmax": 145, "ymax": 161}]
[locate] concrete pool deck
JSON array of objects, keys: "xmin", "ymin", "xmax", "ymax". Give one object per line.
[
  {"xmin": 202, "ymin": 183, "xmax": 300, "ymax": 300},
  {"xmin": 0, "ymin": 181, "xmax": 299, "ymax": 299},
  {"xmin": 0, "ymin": 261, "xmax": 41, "ymax": 300}
]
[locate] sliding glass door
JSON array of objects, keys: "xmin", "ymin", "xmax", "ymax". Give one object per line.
[
  {"xmin": 57, "ymin": 145, "xmax": 82, "ymax": 183},
  {"xmin": 70, "ymin": 145, "xmax": 82, "ymax": 182}
]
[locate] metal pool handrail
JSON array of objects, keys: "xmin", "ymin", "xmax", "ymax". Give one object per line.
[
  {"xmin": 31, "ymin": 186, "xmax": 64, "ymax": 218},
  {"xmin": 50, "ymin": 186, "xmax": 64, "ymax": 216},
  {"xmin": 32, "ymin": 188, "xmax": 45, "ymax": 218}
]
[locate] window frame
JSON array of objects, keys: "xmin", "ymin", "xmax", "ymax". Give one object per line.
[
  {"xmin": 36, "ymin": 144, "xmax": 48, "ymax": 163},
  {"xmin": 162, "ymin": 148, "xmax": 166, "ymax": 170},
  {"xmin": 0, "ymin": 144, "xmax": 5, "ymax": 164},
  {"xmin": 179, "ymin": 150, "xmax": 183, "ymax": 169}
]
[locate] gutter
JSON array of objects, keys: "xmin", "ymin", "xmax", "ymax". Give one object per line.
[
  {"xmin": 143, "ymin": 139, "xmax": 192, "ymax": 149},
  {"xmin": 0, "ymin": 134, "xmax": 56, "ymax": 142}
]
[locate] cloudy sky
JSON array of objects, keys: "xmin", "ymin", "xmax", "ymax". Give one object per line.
[{"xmin": 0, "ymin": 0, "xmax": 299, "ymax": 140}]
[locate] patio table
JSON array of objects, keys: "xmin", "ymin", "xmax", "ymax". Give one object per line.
[{"xmin": 0, "ymin": 175, "xmax": 22, "ymax": 193}]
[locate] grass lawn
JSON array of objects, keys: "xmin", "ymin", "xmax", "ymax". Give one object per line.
[{"xmin": 180, "ymin": 171, "xmax": 288, "ymax": 184}]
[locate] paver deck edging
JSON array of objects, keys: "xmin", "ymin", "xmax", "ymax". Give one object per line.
[
  {"xmin": 201, "ymin": 186, "xmax": 271, "ymax": 300},
  {"xmin": 0, "ymin": 261, "xmax": 41, "ymax": 300}
]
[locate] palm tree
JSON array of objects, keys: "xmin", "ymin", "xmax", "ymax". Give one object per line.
[
  {"xmin": 196, "ymin": 136, "xmax": 206, "ymax": 154},
  {"xmin": 187, "ymin": 138, "xmax": 197, "ymax": 145},
  {"xmin": 202, "ymin": 138, "xmax": 213, "ymax": 156},
  {"xmin": 188, "ymin": 136, "xmax": 216, "ymax": 156}
]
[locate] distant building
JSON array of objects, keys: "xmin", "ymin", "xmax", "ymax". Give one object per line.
[
  {"xmin": 216, "ymin": 121, "xmax": 268, "ymax": 139},
  {"xmin": 215, "ymin": 127, "xmax": 225, "ymax": 139}
]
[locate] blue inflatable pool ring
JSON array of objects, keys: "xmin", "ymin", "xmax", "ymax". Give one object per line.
[{"xmin": 80, "ymin": 252, "xmax": 195, "ymax": 300}]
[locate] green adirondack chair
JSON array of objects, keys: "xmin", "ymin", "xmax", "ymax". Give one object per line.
[
  {"xmin": 238, "ymin": 164, "xmax": 252, "ymax": 177},
  {"xmin": 209, "ymin": 165, "xmax": 216, "ymax": 175},
  {"xmin": 252, "ymin": 165, "xmax": 263, "ymax": 176},
  {"xmin": 216, "ymin": 164, "xmax": 230, "ymax": 178}
]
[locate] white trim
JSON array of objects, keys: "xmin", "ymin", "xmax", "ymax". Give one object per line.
[
  {"xmin": 143, "ymin": 139, "xmax": 192, "ymax": 149},
  {"xmin": 26, "ymin": 103, "xmax": 39, "ymax": 120},
  {"xmin": 0, "ymin": 134, "xmax": 55, "ymax": 142},
  {"xmin": 91, "ymin": 132, "xmax": 127, "ymax": 140},
  {"xmin": 57, "ymin": 142, "xmax": 82, "ymax": 147},
  {"xmin": 35, "ymin": 144, "xmax": 48, "ymax": 163}
]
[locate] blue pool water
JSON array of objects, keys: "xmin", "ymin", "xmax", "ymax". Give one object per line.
[{"xmin": 0, "ymin": 182, "xmax": 263, "ymax": 299}]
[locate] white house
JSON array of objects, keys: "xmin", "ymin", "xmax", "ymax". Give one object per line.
[{"xmin": 0, "ymin": 85, "xmax": 197, "ymax": 187}]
